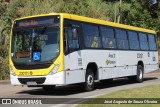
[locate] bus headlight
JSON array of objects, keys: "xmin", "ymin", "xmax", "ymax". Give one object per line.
[
  {"xmin": 10, "ymin": 66, "xmax": 16, "ymax": 76},
  {"xmin": 48, "ymin": 63, "xmax": 60, "ymax": 75}
]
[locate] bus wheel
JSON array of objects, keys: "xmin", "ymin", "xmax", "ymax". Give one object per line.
[
  {"xmin": 84, "ymin": 69, "xmax": 95, "ymax": 91},
  {"xmin": 136, "ymin": 65, "xmax": 144, "ymax": 83},
  {"xmin": 128, "ymin": 65, "xmax": 143, "ymax": 83},
  {"xmin": 42, "ymin": 85, "xmax": 55, "ymax": 91}
]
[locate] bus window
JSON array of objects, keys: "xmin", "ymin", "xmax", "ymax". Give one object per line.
[
  {"xmin": 115, "ymin": 29, "xmax": 129, "ymax": 49},
  {"xmin": 100, "ymin": 26, "xmax": 116, "ymax": 48},
  {"xmin": 65, "ymin": 28, "xmax": 79, "ymax": 49},
  {"xmin": 83, "ymin": 24, "xmax": 102, "ymax": 48},
  {"xmin": 139, "ymin": 33, "xmax": 149, "ymax": 50},
  {"xmin": 148, "ymin": 34, "xmax": 157, "ymax": 50},
  {"xmin": 128, "ymin": 31, "xmax": 140, "ymax": 50}
]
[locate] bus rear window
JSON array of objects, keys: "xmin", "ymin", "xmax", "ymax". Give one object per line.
[
  {"xmin": 139, "ymin": 33, "xmax": 149, "ymax": 50},
  {"xmin": 148, "ymin": 34, "xmax": 157, "ymax": 51}
]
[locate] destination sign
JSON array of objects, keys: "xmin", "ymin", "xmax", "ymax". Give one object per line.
[
  {"xmin": 19, "ymin": 20, "xmax": 38, "ymax": 27},
  {"xmin": 14, "ymin": 16, "xmax": 60, "ymax": 28}
]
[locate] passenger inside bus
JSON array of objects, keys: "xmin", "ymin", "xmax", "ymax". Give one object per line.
[
  {"xmin": 109, "ymin": 40, "xmax": 114, "ymax": 48},
  {"xmin": 91, "ymin": 36, "xmax": 99, "ymax": 48}
]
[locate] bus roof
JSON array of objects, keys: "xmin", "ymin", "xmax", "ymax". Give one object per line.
[{"xmin": 15, "ymin": 13, "xmax": 156, "ymax": 34}]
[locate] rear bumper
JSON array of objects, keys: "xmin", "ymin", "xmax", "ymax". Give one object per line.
[{"xmin": 10, "ymin": 71, "xmax": 66, "ymax": 86}]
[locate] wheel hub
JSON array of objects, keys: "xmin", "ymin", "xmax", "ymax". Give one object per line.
[
  {"xmin": 87, "ymin": 75, "xmax": 93, "ymax": 86},
  {"xmin": 139, "ymin": 69, "xmax": 143, "ymax": 79}
]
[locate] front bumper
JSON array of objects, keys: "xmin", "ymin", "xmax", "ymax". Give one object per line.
[{"xmin": 10, "ymin": 71, "xmax": 65, "ymax": 86}]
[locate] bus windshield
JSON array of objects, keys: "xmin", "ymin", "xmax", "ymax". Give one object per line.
[{"xmin": 11, "ymin": 16, "xmax": 60, "ymax": 64}]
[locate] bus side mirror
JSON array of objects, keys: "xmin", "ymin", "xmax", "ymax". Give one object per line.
[
  {"xmin": 1, "ymin": 29, "xmax": 5, "ymax": 45},
  {"xmin": 72, "ymin": 28, "xmax": 78, "ymax": 40}
]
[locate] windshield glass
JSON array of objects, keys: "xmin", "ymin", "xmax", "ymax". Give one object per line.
[{"xmin": 11, "ymin": 16, "xmax": 60, "ymax": 63}]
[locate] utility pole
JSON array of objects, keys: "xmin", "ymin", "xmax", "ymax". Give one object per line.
[
  {"xmin": 117, "ymin": 0, "xmax": 122, "ymax": 23},
  {"xmin": 114, "ymin": 0, "xmax": 122, "ymax": 23},
  {"xmin": 114, "ymin": 3, "xmax": 117, "ymax": 22}
]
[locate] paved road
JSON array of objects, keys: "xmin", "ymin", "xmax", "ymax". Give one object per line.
[{"xmin": 0, "ymin": 71, "xmax": 160, "ymax": 107}]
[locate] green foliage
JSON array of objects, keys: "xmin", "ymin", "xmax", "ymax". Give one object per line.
[
  {"xmin": 22, "ymin": 0, "xmax": 111, "ymax": 20},
  {"xmin": 0, "ymin": 0, "xmax": 6, "ymax": 17},
  {"xmin": 1, "ymin": 0, "xmax": 25, "ymax": 29},
  {"xmin": 126, "ymin": 0, "xmax": 160, "ymax": 32},
  {"xmin": 0, "ymin": 57, "xmax": 9, "ymax": 80},
  {"xmin": 0, "ymin": 0, "xmax": 25, "ymax": 57},
  {"xmin": 0, "ymin": 0, "xmax": 25, "ymax": 80}
]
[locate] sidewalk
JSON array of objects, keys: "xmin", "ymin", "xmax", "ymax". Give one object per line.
[{"xmin": 0, "ymin": 80, "xmax": 10, "ymax": 85}]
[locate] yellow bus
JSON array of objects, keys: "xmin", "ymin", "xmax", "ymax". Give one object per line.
[{"xmin": 7, "ymin": 13, "xmax": 158, "ymax": 91}]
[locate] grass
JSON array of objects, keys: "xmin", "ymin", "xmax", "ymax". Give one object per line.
[{"xmin": 75, "ymin": 84, "xmax": 160, "ymax": 107}]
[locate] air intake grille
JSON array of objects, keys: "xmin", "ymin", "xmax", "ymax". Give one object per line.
[{"xmin": 18, "ymin": 77, "xmax": 46, "ymax": 84}]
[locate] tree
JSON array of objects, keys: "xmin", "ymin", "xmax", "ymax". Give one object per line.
[{"xmin": 126, "ymin": 0, "xmax": 159, "ymax": 31}]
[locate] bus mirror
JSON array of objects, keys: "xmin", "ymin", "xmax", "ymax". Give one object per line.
[
  {"xmin": 72, "ymin": 28, "xmax": 78, "ymax": 40},
  {"xmin": 1, "ymin": 29, "xmax": 5, "ymax": 45}
]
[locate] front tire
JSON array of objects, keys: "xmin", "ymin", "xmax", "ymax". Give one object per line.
[{"xmin": 84, "ymin": 69, "xmax": 95, "ymax": 91}]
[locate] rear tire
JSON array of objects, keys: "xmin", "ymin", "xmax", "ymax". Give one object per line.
[
  {"xmin": 128, "ymin": 65, "xmax": 143, "ymax": 83},
  {"xmin": 42, "ymin": 85, "xmax": 55, "ymax": 91},
  {"xmin": 136, "ymin": 65, "xmax": 143, "ymax": 83},
  {"xmin": 84, "ymin": 69, "xmax": 95, "ymax": 91}
]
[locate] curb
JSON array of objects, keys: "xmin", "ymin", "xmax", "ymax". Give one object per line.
[{"xmin": 0, "ymin": 80, "xmax": 10, "ymax": 85}]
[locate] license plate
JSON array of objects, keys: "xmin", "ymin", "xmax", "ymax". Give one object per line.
[{"xmin": 27, "ymin": 82, "xmax": 37, "ymax": 85}]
